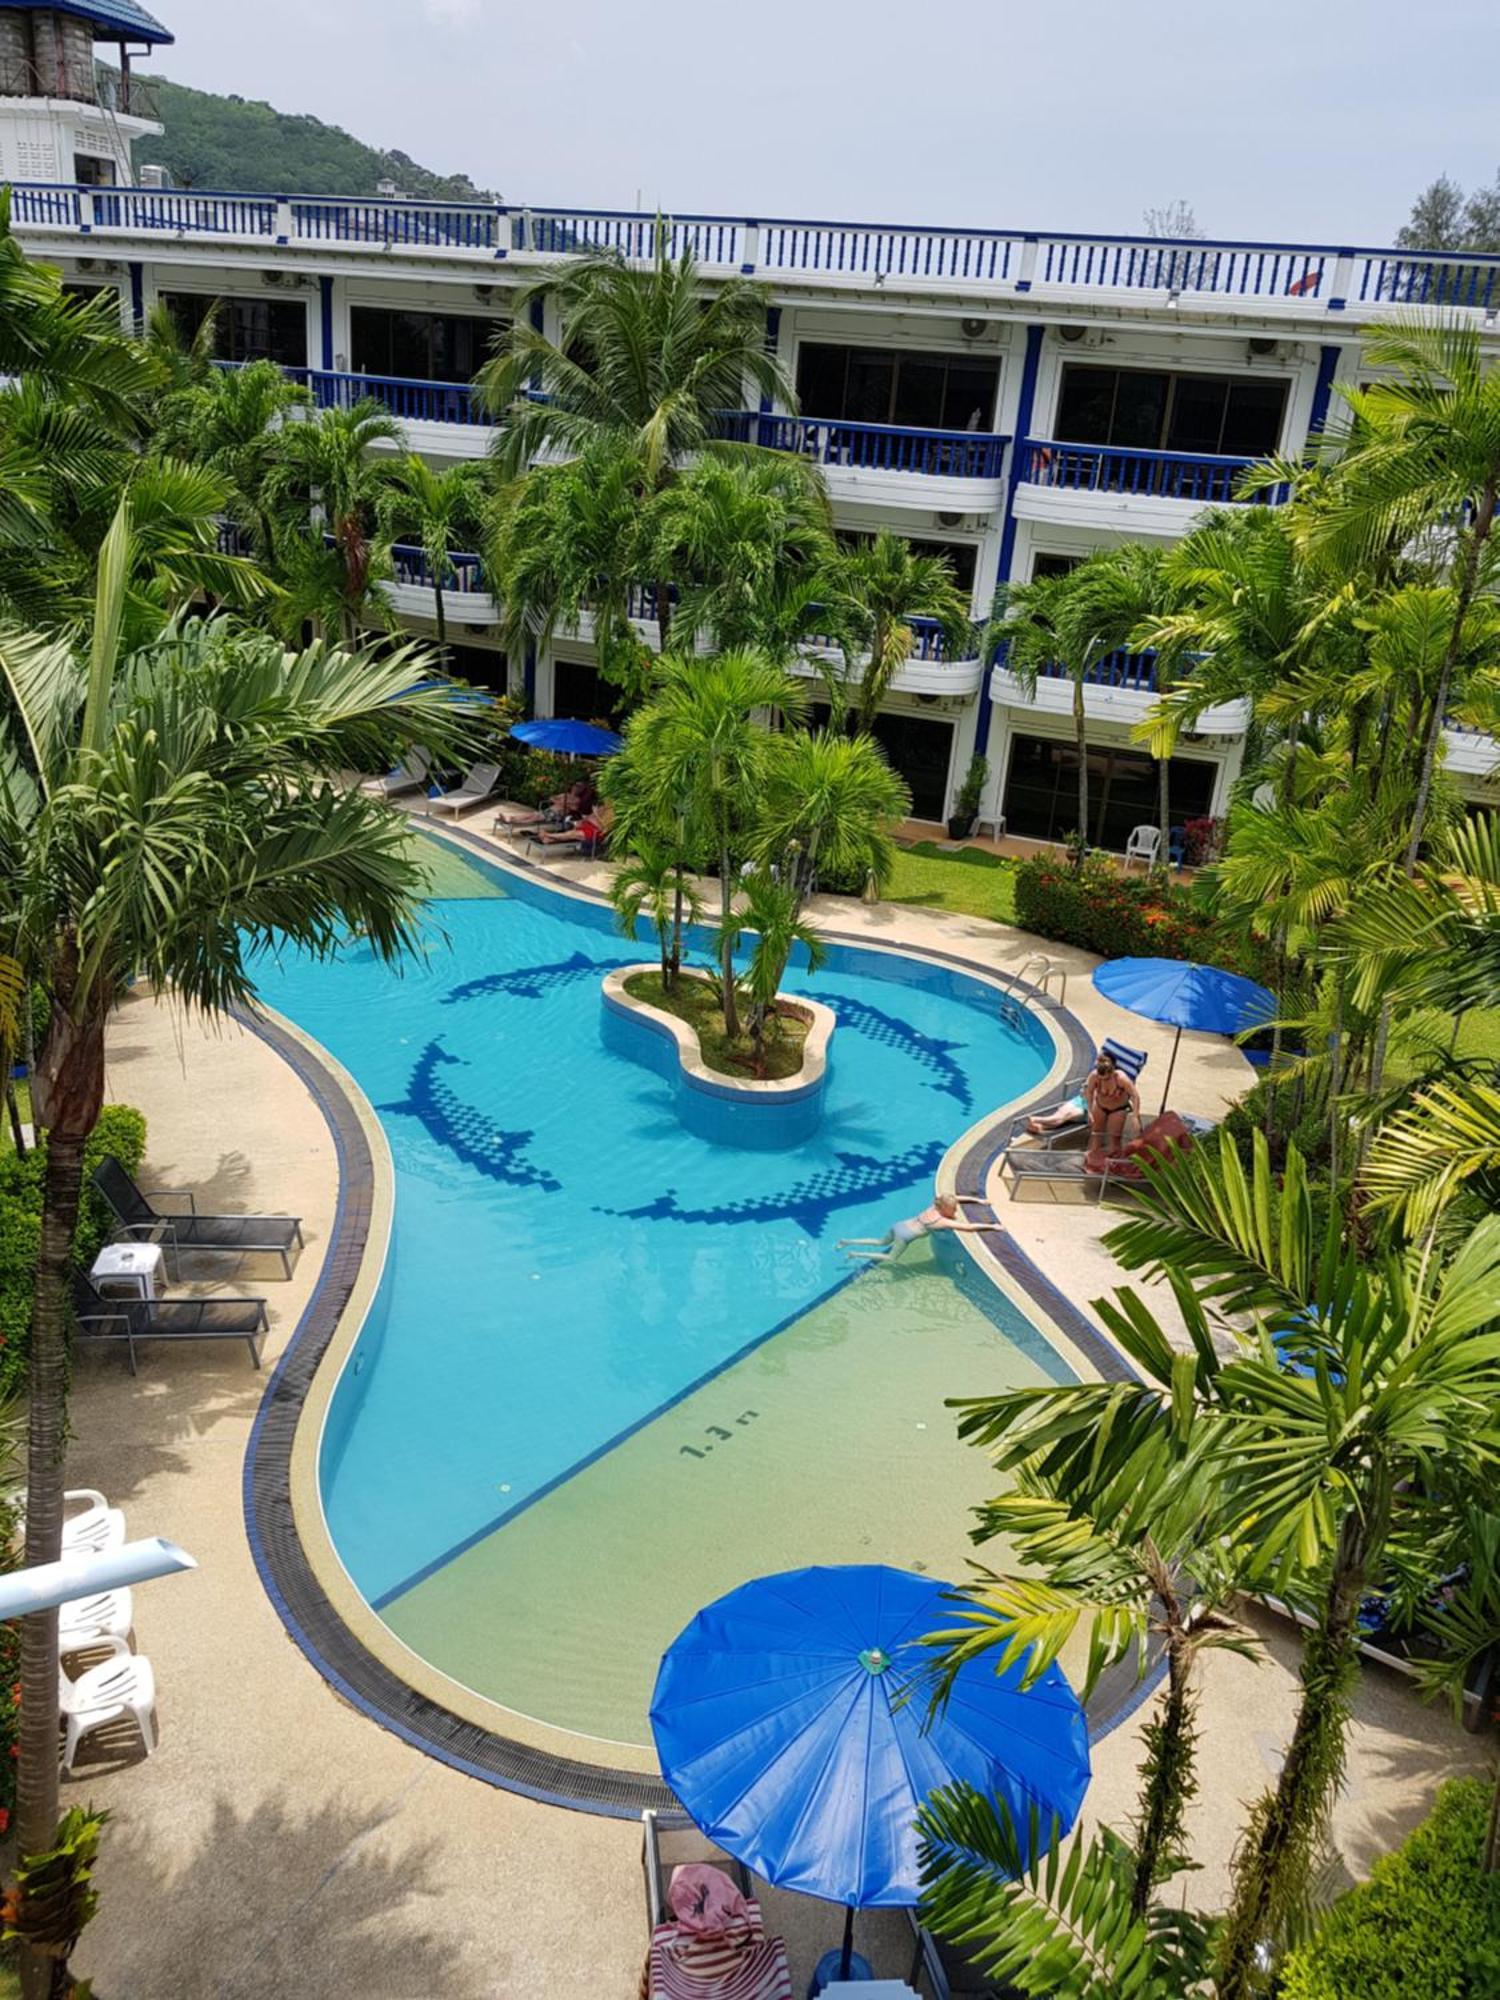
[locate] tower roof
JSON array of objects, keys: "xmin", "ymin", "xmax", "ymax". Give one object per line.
[{"xmin": 0, "ymin": 0, "xmax": 174, "ymax": 44}]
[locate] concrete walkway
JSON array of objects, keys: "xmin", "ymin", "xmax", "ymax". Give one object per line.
[{"xmin": 62, "ymin": 837, "xmax": 1487, "ymax": 1998}]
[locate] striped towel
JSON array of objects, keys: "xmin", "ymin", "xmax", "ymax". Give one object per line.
[{"xmin": 647, "ymin": 1898, "xmax": 793, "ymax": 2000}]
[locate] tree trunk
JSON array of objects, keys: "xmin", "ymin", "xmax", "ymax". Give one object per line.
[
  {"xmin": 719, "ymin": 846, "xmax": 740, "ymax": 1039},
  {"xmin": 18, "ymin": 952, "xmax": 108, "ymax": 2000},
  {"xmin": 1485, "ymin": 1765, "xmax": 1500, "ymax": 1875},
  {"xmin": 434, "ymin": 581, "xmax": 447, "ymax": 654},
  {"xmin": 670, "ymin": 868, "xmax": 685, "ymax": 989},
  {"xmin": 1156, "ymin": 753, "xmax": 1171, "ymax": 878},
  {"xmin": 1327, "ymin": 974, "xmax": 1346, "ymax": 1185},
  {"xmin": 1214, "ymin": 1523, "xmax": 1370, "ymax": 2000},
  {"xmin": 1072, "ymin": 675, "xmax": 1089, "ymax": 873},
  {"xmin": 1129, "ymin": 1622, "xmax": 1195, "ymax": 1919},
  {"xmin": 5, "ymin": 1081, "xmax": 24, "ymax": 1155},
  {"xmin": 1404, "ymin": 483, "xmax": 1496, "ymax": 876},
  {"xmin": 1263, "ymin": 932, "xmax": 1287, "ymax": 1150}
]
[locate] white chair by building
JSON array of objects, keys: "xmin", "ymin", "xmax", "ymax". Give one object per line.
[
  {"xmin": 8, "ymin": 1488, "xmax": 126, "ymax": 1558},
  {"xmin": 58, "ymin": 1639, "xmax": 157, "ymax": 1770},
  {"xmin": 1122, "ymin": 825, "xmax": 1162, "ymax": 872},
  {"xmin": 59, "ymin": 1587, "xmax": 135, "ymax": 1653}
]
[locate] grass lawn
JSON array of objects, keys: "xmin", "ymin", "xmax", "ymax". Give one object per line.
[
  {"xmin": 1388, "ymin": 1004, "xmax": 1500, "ymax": 1080},
  {"xmin": 0, "ymin": 1076, "xmax": 29, "ymax": 1156},
  {"xmin": 623, "ymin": 970, "xmax": 811, "ymax": 1081},
  {"xmin": 884, "ymin": 842, "xmax": 1020, "ymax": 927}
]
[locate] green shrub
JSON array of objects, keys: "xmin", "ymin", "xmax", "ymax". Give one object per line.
[
  {"xmin": 1012, "ymin": 851, "xmax": 1261, "ymax": 971},
  {"xmin": 1280, "ymin": 1779, "xmax": 1500, "ymax": 2000},
  {"xmin": 0, "ymin": 1105, "xmax": 147, "ymax": 1397}
]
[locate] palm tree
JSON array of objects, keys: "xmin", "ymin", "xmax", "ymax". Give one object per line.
[
  {"xmin": 1409, "ymin": 1503, "xmax": 1500, "ymax": 1871},
  {"xmin": 644, "ymin": 451, "xmax": 839, "ymax": 664},
  {"xmin": 0, "ymin": 506, "xmax": 471, "ymax": 2000},
  {"xmin": 140, "ymin": 295, "xmax": 221, "ymax": 393},
  {"xmin": 922, "ymin": 1455, "xmax": 1255, "ymax": 1925},
  {"xmin": 1306, "ymin": 319, "xmax": 1500, "ymax": 870},
  {"xmin": 490, "ymin": 434, "xmax": 656, "ymax": 702},
  {"xmin": 477, "ymin": 237, "xmax": 792, "ymax": 653},
  {"xmin": 754, "ymin": 727, "xmax": 910, "ymax": 910},
  {"xmin": 627, "ymin": 649, "xmax": 805, "ymax": 1038},
  {"xmin": 376, "ymin": 453, "xmax": 489, "ymax": 652},
  {"xmin": 264, "ymin": 398, "xmax": 404, "ymax": 641},
  {"xmin": 1102, "ymin": 1136, "xmax": 1500, "ymax": 1996},
  {"xmin": 992, "ymin": 549, "xmax": 1159, "ymax": 868},
  {"xmin": 714, "ymin": 869, "xmax": 826, "ymax": 1073},
  {"xmin": 610, "ymin": 840, "xmax": 703, "ymax": 988},
  {"xmin": 0, "ymin": 193, "xmax": 152, "ymax": 425},
  {"xmin": 822, "ymin": 530, "xmax": 973, "ymax": 736},
  {"xmin": 150, "ymin": 355, "xmax": 312, "ymax": 559}
]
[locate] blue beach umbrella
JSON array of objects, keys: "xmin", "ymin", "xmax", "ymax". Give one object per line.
[
  {"xmin": 651, "ymin": 1564, "xmax": 1090, "ymax": 1980},
  {"xmin": 509, "ymin": 717, "xmax": 623, "ymax": 757},
  {"xmin": 1093, "ymin": 956, "xmax": 1275, "ymax": 1114}
]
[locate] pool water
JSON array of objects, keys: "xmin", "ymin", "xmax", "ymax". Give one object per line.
[{"xmin": 252, "ymin": 841, "xmax": 1073, "ymax": 1748}]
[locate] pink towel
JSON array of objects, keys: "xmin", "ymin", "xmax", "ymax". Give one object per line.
[{"xmin": 668, "ymin": 1865, "xmax": 753, "ymax": 1938}]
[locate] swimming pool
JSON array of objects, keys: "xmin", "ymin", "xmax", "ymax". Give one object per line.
[{"xmin": 253, "ymin": 838, "xmax": 1077, "ymax": 1751}]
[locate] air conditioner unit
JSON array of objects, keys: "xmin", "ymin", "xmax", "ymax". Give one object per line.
[
  {"xmin": 1058, "ymin": 325, "xmax": 1088, "ymax": 343},
  {"xmin": 960, "ymin": 317, "xmax": 988, "ymax": 340},
  {"xmin": 137, "ymin": 163, "xmax": 170, "ymax": 190},
  {"xmin": 936, "ymin": 512, "xmax": 966, "ymax": 529}
]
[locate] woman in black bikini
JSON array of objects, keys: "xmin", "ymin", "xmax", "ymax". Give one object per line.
[{"xmin": 1085, "ymin": 1050, "xmax": 1139, "ymax": 1153}]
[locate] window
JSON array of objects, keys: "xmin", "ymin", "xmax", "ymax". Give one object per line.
[
  {"xmin": 1030, "ymin": 552, "xmax": 1085, "ymax": 580},
  {"xmin": 350, "ymin": 307, "xmax": 502, "ymax": 386},
  {"xmin": 1055, "ymin": 365, "xmax": 1287, "ymax": 458},
  {"xmin": 796, "ymin": 343, "xmax": 999, "ymax": 432},
  {"xmin": 837, "ymin": 530, "xmax": 979, "ymax": 596},
  {"xmin": 809, "ymin": 705, "xmax": 951, "ymax": 820},
  {"xmin": 552, "ymin": 656, "xmax": 623, "ymax": 725},
  {"xmin": 73, "ymin": 154, "xmax": 115, "ymax": 186},
  {"xmin": 161, "ymin": 292, "xmax": 307, "ymax": 369},
  {"xmin": 1002, "ymin": 734, "xmax": 1214, "ymax": 852},
  {"xmin": 444, "ymin": 643, "xmax": 509, "ymax": 694}
]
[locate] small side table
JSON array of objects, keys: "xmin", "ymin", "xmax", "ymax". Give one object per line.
[{"xmin": 91, "ymin": 1242, "xmax": 165, "ymax": 1302}]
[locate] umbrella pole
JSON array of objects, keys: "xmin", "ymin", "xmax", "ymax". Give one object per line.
[
  {"xmin": 840, "ymin": 1905, "xmax": 854, "ymax": 1981},
  {"xmin": 1159, "ymin": 1025, "xmax": 1182, "ymax": 1119}
]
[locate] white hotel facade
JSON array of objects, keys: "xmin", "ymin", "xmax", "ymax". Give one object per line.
[{"xmin": 3, "ymin": 0, "xmax": 1499, "ymax": 843}]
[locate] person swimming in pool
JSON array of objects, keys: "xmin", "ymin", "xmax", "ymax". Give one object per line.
[{"xmin": 837, "ymin": 1192, "xmax": 994, "ymax": 1262}]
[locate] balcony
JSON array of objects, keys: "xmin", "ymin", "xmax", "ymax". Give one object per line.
[
  {"xmin": 289, "ymin": 368, "xmax": 493, "ymax": 446},
  {"xmin": 989, "ymin": 648, "xmax": 1250, "ymax": 735},
  {"xmin": 1443, "ymin": 725, "xmax": 1500, "ymax": 783},
  {"xmin": 1014, "ymin": 438, "xmax": 1287, "ymax": 534},
  {"xmin": 719, "ymin": 411, "xmax": 1009, "ymax": 512},
  {"xmin": 10, "ymin": 184, "xmax": 1500, "ymax": 330},
  {"xmin": 796, "ymin": 617, "xmax": 987, "ymax": 697},
  {"xmin": 384, "ymin": 545, "xmax": 498, "ymax": 625}
]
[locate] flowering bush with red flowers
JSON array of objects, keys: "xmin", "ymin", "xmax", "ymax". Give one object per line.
[
  {"xmin": 1182, "ymin": 816, "xmax": 1223, "ymax": 866},
  {"xmin": 1013, "ymin": 852, "xmax": 1267, "ymax": 977}
]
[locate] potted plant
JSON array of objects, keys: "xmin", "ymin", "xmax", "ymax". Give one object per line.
[{"xmin": 947, "ymin": 755, "xmax": 988, "ymax": 841}]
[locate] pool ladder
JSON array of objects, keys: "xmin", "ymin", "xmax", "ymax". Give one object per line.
[{"xmin": 999, "ymin": 954, "xmax": 1069, "ymax": 1010}]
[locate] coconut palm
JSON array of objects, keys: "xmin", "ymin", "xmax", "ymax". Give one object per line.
[
  {"xmin": 992, "ymin": 548, "xmax": 1161, "ymax": 868},
  {"xmin": 821, "ymin": 530, "xmax": 973, "ymax": 736},
  {"xmin": 0, "ymin": 505, "xmax": 472, "ymax": 1997},
  {"xmin": 626, "ymin": 650, "xmax": 805, "ymax": 1038},
  {"xmin": 1305, "ymin": 319, "xmax": 1500, "ymax": 870},
  {"xmin": 0, "ymin": 193, "xmax": 152, "ymax": 424},
  {"xmin": 264, "ymin": 398, "xmax": 404, "ymax": 641},
  {"xmin": 714, "ymin": 869, "xmax": 825, "ymax": 1073},
  {"xmin": 376, "ymin": 453, "xmax": 490, "ymax": 652},
  {"xmin": 754, "ymin": 727, "xmax": 910, "ymax": 910}
]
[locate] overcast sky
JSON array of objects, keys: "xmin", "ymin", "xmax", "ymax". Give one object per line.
[{"xmin": 156, "ymin": 0, "xmax": 1498, "ymax": 245}]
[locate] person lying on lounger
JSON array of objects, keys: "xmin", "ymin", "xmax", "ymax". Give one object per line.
[
  {"xmin": 1024, "ymin": 1091, "xmax": 1088, "ymax": 1136},
  {"xmin": 838, "ymin": 1192, "xmax": 994, "ymax": 1262}
]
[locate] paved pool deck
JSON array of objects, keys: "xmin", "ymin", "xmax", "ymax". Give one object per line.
[{"xmin": 63, "ymin": 822, "xmax": 1487, "ymax": 1997}]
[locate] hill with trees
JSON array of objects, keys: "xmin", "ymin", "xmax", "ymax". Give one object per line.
[{"xmin": 132, "ymin": 73, "xmax": 498, "ymax": 201}]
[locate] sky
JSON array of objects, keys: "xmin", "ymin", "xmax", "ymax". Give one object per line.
[{"xmin": 155, "ymin": 0, "xmax": 1500, "ymax": 246}]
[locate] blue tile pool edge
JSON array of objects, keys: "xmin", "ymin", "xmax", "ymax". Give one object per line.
[{"xmin": 238, "ymin": 829, "xmax": 1161, "ymax": 1818}]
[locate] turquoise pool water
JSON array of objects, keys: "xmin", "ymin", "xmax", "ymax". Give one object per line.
[{"xmin": 251, "ymin": 842, "xmax": 1061, "ymax": 1722}]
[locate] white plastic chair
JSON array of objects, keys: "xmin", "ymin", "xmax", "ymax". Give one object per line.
[
  {"xmin": 58, "ymin": 1639, "xmax": 156, "ymax": 1770},
  {"xmin": 1122, "ymin": 825, "xmax": 1161, "ymax": 872},
  {"xmin": 8, "ymin": 1488, "xmax": 126, "ymax": 1557},
  {"xmin": 59, "ymin": 1588, "xmax": 134, "ymax": 1653}
]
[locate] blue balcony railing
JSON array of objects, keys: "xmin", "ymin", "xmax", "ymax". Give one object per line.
[
  {"xmin": 11, "ymin": 182, "xmax": 1500, "ymax": 326},
  {"xmin": 389, "ymin": 544, "xmax": 491, "ymax": 593},
  {"xmin": 1019, "ymin": 439, "xmax": 1287, "ymax": 506},
  {"xmin": 907, "ymin": 616, "xmax": 981, "ymax": 663},
  {"xmin": 1037, "ymin": 649, "xmax": 1163, "ymax": 692},
  {"xmin": 720, "ymin": 410, "xmax": 1009, "ymax": 480},
  {"xmin": 289, "ymin": 368, "xmax": 489, "ymax": 426}
]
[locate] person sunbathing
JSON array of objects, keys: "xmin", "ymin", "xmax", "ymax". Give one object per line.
[
  {"xmin": 838, "ymin": 1192, "xmax": 994, "ymax": 1262},
  {"xmin": 1024, "ymin": 1091, "xmax": 1087, "ymax": 1136}
]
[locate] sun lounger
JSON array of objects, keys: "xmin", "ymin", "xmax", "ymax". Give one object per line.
[
  {"xmin": 641, "ymin": 1814, "xmax": 790, "ymax": 2000},
  {"xmin": 490, "ymin": 800, "xmax": 545, "ymax": 835},
  {"xmin": 92, "ymin": 1156, "xmax": 303, "ymax": 1279},
  {"xmin": 518, "ymin": 801, "xmax": 613, "ymax": 859},
  {"xmin": 427, "ymin": 761, "xmax": 503, "ymax": 817},
  {"xmin": 72, "ymin": 1271, "xmax": 269, "ymax": 1372},
  {"xmin": 360, "ymin": 749, "xmax": 433, "ymax": 797},
  {"xmin": 1009, "ymin": 1037, "xmax": 1148, "ymax": 1143}
]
